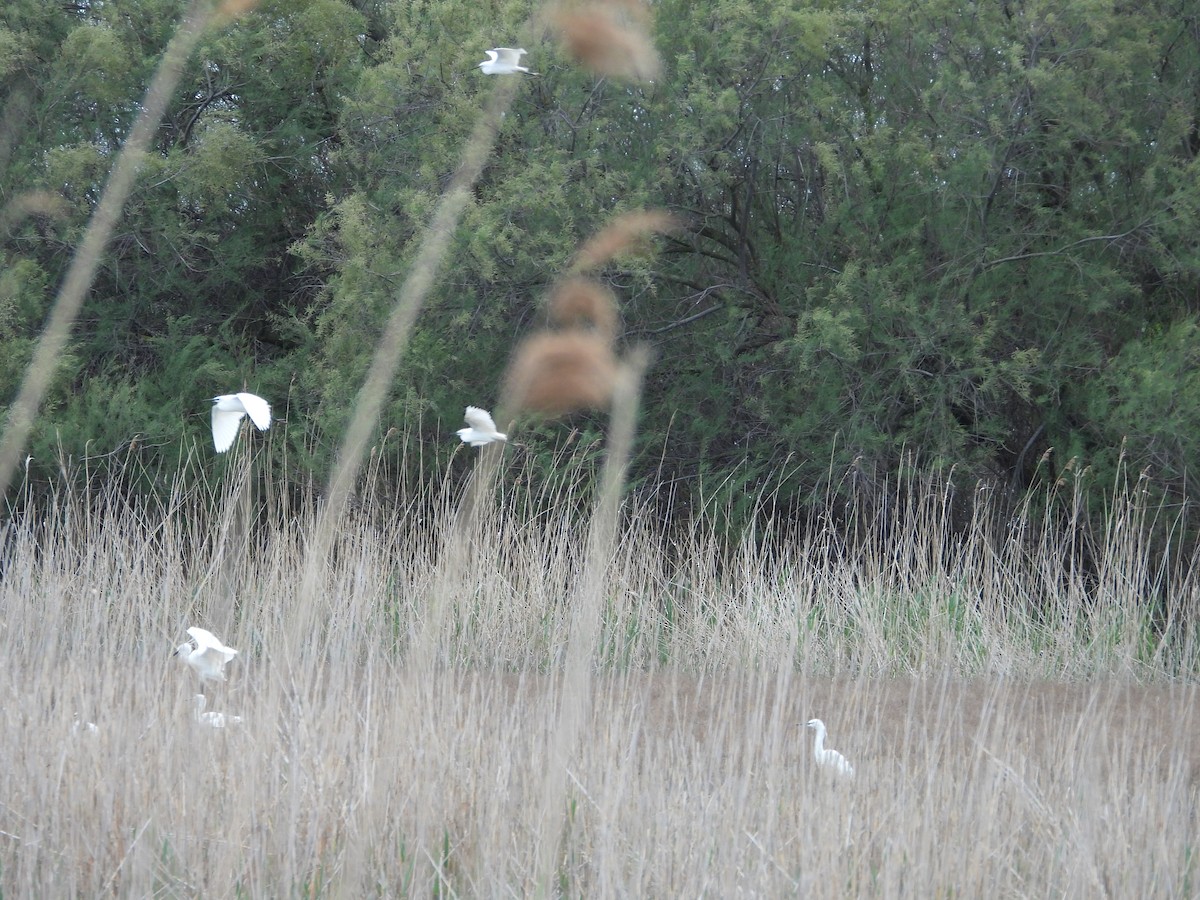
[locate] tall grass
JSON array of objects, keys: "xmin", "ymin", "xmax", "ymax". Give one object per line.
[
  {"xmin": 2, "ymin": 2, "xmax": 1197, "ymax": 895},
  {"xmin": 0, "ymin": 455, "xmax": 1196, "ymax": 896}
]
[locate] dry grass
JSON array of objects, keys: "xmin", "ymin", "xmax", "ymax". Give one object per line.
[
  {"xmin": 0, "ymin": 462, "xmax": 1196, "ymax": 897},
  {"xmin": 3, "ymin": 2, "xmax": 1197, "ymax": 895}
]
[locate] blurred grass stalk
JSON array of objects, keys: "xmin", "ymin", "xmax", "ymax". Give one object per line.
[
  {"xmin": 535, "ymin": 347, "xmax": 651, "ymax": 892},
  {"xmin": 291, "ymin": 77, "xmax": 521, "ymax": 658},
  {"xmin": 0, "ymin": 0, "xmax": 216, "ymax": 500}
]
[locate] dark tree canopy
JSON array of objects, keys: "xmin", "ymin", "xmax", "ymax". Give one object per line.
[{"xmin": 2, "ymin": 0, "xmax": 1199, "ymax": 526}]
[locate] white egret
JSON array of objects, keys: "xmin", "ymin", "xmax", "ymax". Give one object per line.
[
  {"xmin": 210, "ymin": 392, "xmax": 272, "ymax": 453},
  {"xmin": 478, "ymin": 48, "xmax": 539, "ymax": 75},
  {"xmin": 805, "ymin": 718, "xmax": 854, "ymax": 777},
  {"xmin": 174, "ymin": 626, "xmax": 239, "ymax": 683},
  {"xmin": 457, "ymin": 406, "xmax": 507, "ymax": 446},
  {"xmin": 194, "ymin": 694, "xmax": 242, "ymax": 728},
  {"xmin": 71, "ymin": 716, "xmax": 99, "ymax": 735}
]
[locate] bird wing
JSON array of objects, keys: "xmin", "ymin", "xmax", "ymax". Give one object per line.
[
  {"xmin": 457, "ymin": 428, "xmax": 492, "ymax": 447},
  {"xmin": 187, "ymin": 627, "xmax": 237, "ymax": 660},
  {"xmin": 211, "ymin": 407, "xmax": 245, "ymax": 452},
  {"xmin": 235, "ymin": 392, "xmax": 272, "ymax": 430},
  {"xmin": 187, "ymin": 626, "xmax": 219, "ymax": 648},
  {"xmin": 496, "ymin": 47, "xmax": 525, "ymax": 65},
  {"xmin": 196, "ymin": 646, "xmax": 237, "ymax": 673},
  {"xmin": 463, "ymin": 406, "xmax": 498, "ymax": 433}
]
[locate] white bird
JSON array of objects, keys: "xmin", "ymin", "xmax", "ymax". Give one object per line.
[
  {"xmin": 174, "ymin": 626, "xmax": 239, "ymax": 683},
  {"xmin": 210, "ymin": 392, "xmax": 272, "ymax": 453},
  {"xmin": 477, "ymin": 47, "xmax": 538, "ymax": 75},
  {"xmin": 193, "ymin": 694, "xmax": 242, "ymax": 728},
  {"xmin": 805, "ymin": 718, "xmax": 855, "ymax": 777},
  {"xmin": 71, "ymin": 716, "xmax": 99, "ymax": 735},
  {"xmin": 457, "ymin": 406, "xmax": 507, "ymax": 446}
]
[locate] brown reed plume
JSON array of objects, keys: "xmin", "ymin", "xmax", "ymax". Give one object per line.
[
  {"xmin": 551, "ymin": 2, "xmax": 662, "ymax": 81},
  {"xmin": 505, "ymin": 329, "xmax": 619, "ymax": 418},
  {"xmin": 214, "ymin": 0, "xmax": 261, "ymax": 24},
  {"xmin": 569, "ymin": 209, "xmax": 677, "ymax": 274},
  {"xmin": 546, "ymin": 276, "xmax": 619, "ymax": 337}
]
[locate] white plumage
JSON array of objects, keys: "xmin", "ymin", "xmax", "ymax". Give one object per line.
[
  {"xmin": 457, "ymin": 406, "xmax": 507, "ymax": 446},
  {"xmin": 175, "ymin": 626, "xmax": 239, "ymax": 683},
  {"xmin": 805, "ymin": 718, "xmax": 855, "ymax": 777},
  {"xmin": 477, "ymin": 47, "xmax": 538, "ymax": 75},
  {"xmin": 211, "ymin": 392, "xmax": 272, "ymax": 453},
  {"xmin": 194, "ymin": 694, "xmax": 243, "ymax": 728}
]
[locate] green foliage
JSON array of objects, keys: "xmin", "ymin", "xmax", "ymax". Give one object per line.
[
  {"xmin": 3, "ymin": 0, "xmax": 1200, "ymax": 538},
  {"xmin": 1080, "ymin": 319, "xmax": 1200, "ymax": 496}
]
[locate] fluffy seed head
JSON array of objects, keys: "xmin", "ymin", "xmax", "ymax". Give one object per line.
[
  {"xmin": 547, "ymin": 277, "xmax": 619, "ymax": 338},
  {"xmin": 214, "ymin": 0, "xmax": 260, "ymax": 24},
  {"xmin": 551, "ymin": 3, "xmax": 661, "ymax": 81},
  {"xmin": 505, "ymin": 331, "xmax": 618, "ymax": 417},
  {"xmin": 571, "ymin": 209, "xmax": 678, "ymax": 273}
]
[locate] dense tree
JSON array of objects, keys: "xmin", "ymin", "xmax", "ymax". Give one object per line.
[
  {"xmin": 2, "ymin": 0, "xmax": 1199, "ymax": 526},
  {"xmin": 2, "ymin": 0, "xmax": 369, "ymax": 481}
]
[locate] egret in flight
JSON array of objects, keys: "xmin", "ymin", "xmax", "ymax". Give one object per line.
[
  {"xmin": 457, "ymin": 406, "xmax": 507, "ymax": 446},
  {"xmin": 478, "ymin": 48, "xmax": 538, "ymax": 75},
  {"xmin": 211, "ymin": 392, "xmax": 272, "ymax": 453}
]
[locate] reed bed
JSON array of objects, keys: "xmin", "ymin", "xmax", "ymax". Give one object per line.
[{"xmin": 0, "ymin": 458, "xmax": 1196, "ymax": 897}]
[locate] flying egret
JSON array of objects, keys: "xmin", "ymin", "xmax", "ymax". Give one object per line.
[
  {"xmin": 194, "ymin": 694, "xmax": 243, "ymax": 728},
  {"xmin": 805, "ymin": 718, "xmax": 855, "ymax": 777},
  {"xmin": 457, "ymin": 406, "xmax": 507, "ymax": 446},
  {"xmin": 478, "ymin": 47, "xmax": 539, "ymax": 75},
  {"xmin": 210, "ymin": 392, "xmax": 272, "ymax": 453},
  {"xmin": 174, "ymin": 627, "xmax": 239, "ymax": 683}
]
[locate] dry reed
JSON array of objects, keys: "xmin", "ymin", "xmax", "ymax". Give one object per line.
[
  {"xmin": 0, "ymin": 466, "xmax": 1196, "ymax": 896},
  {"xmin": 505, "ymin": 330, "xmax": 620, "ymax": 417},
  {"xmin": 551, "ymin": 2, "xmax": 662, "ymax": 81}
]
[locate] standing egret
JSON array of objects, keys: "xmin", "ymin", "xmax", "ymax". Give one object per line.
[
  {"xmin": 194, "ymin": 694, "xmax": 242, "ymax": 728},
  {"xmin": 211, "ymin": 392, "xmax": 272, "ymax": 453},
  {"xmin": 174, "ymin": 627, "xmax": 239, "ymax": 683},
  {"xmin": 457, "ymin": 406, "xmax": 507, "ymax": 446},
  {"xmin": 478, "ymin": 48, "xmax": 539, "ymax": 75},
  {"xmin": 805, "ymin": 718, "xmax": 855, "ymax": 777}
]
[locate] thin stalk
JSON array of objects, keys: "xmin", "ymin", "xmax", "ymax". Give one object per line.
[
  {"xmin": 292, "ymin": 78, "xmax": 521, "ymax": 658},
  {"xmin": 534, "ymin": 346, "xmax": 651, "ymax": 894}
]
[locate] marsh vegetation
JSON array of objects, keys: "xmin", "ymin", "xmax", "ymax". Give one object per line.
[
  {"xmin": 1, "ymin": 458, "xmax": 1196, "ymax": 896},
  {"xmin": 3, "ymin": 0, "xmax": 1200, "ymax": 894}
]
